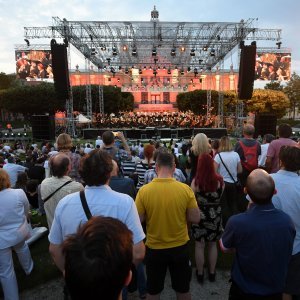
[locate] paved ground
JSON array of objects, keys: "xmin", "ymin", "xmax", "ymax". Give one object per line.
[{"xmin": 19, "ymin": 268, "xmax": 231, "ymax": 300}]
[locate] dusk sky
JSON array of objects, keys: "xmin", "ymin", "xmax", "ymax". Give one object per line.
[{"xmin": 1, "ymin": 0, "xmax": 299, "ymax": 77}]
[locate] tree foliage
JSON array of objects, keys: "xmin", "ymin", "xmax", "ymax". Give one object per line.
[
  {"xmin": 264, "ymin": 81, "xmax": 283, "ymax": 91},
  {"xmin": 0, "ymin": 83, "xmax": 134, "ymax": 115},
  {"xmin": 0, "ymin": 72, "xmax": 17, "ymax": 90},
  {"xmin": 284, "ymin": 72, "xmax": 300, "ymax": 119},
  {"xmin": 176, "ymin": 89, "xmax": 289, "ymax": 118},
  {"xmin": 246, "ymin": 89, "xmax": 290, "ymax": 118}
]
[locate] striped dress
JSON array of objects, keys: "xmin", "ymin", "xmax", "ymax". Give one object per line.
[{"xmin": 136, "ymin": 161, "xmax": 156, "ymax": 189}]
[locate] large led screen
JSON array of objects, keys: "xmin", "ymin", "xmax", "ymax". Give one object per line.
[
  {"xmin": 255, "ymin": 52, "xmax": 291, "ymax": 81},
  {"xmin": 15, "ymin": 50, "xmax": 53, "ymax": 81}
]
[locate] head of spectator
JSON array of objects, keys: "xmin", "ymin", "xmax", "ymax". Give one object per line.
[
  {"xmin": 143, "ymin": 144, "xmax": 155, "ymax": 168},
  {"xmin": 15, "ymin": 172, "xmax": 28, "ymax": 190},
  {"xmin": 62, "ymin": 216, "xmax": 133, "ymax": 300},
  {"xmin": 80, "ymin": 150, "xmax": 113, "ymax": 186},
  {"xmin": 56, "ymin": 133, "xmax": 73, "ymax": 151},
  {"xmin": 263, "ymin": 134, "xmax": 275, "ymax": 144},
  {"xmin": 279, "ymin": 145, "xmax": 300, "ymax": 172},
  {"xmin": 155, "ymin": 152, "xmax": 175, "ymax": 177},
  {"xmin": 243, "ymin": 124, "xmax": 255, "ymax": 138},
  {"xmin": 26, "ymin": 179, "xmax": 39, "ymax": 194},
  {"xmin": 102, "ymin": 131, "xmax": 115, "ymax": 147},
  {"xmin": 181, "ymin": 144, "xmax": 188, "ymax": 156},
  {"xmin": 246, "ymin": 169, "xmax": 275, "ymax": 205},
  {"xmin": 153, "ymin": 146, "xmax": 169, "ymax": 161},
  {"xmin": 219, "ymin": 136, "xmax": 233, "ymax": 152},
  {"xmin": 0, "ymin": 169, "xmax": 11, "ymax": 191},
  {"xmin": 191, "ymin": 133, "xmax": 210, "ymax": 156},
  {"xmin": 211, "ymin": 139, "xmax": 220, "ymax": 152},
  {"xmin": 194, "ymin": 153, "xmax": 223, "ymax": 192},
  {"xmin": 278, "ymin": 123, "xmax": 292, "ymax": 138},
  {"xmin": 50, "ymin": 153, "xmax": 71, "ymax": 178}
]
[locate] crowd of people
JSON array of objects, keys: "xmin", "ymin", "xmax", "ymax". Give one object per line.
[
  {"xmin": 0, "ymin": 123, "xmax": 300, "ymax": 300},
  {"xmin": 94, "ymin": 110, "xmax": 218, "ymax": 128}
]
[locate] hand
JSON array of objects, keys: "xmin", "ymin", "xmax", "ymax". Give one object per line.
[{"xmin": 117, "ymin": 131, "xmax": 125, "ymax": 140}]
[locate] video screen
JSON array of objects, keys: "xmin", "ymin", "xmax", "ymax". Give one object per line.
[
  {"xmin": 255, "ymin": 52, "xmax": 291, "ymax": 81},
  {"xmin": 15, "ymin": 50, "xmax": 53, "ymax": 81}
]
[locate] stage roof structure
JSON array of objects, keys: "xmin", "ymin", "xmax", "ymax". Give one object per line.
[{"xmin": 23, "ymin": 6, "xmax": 282, "ymax": 71}]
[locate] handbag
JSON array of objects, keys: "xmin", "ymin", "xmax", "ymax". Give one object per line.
[{"xmin": 218, "ymin": 153, "xmax": 242, "ymax": 191}]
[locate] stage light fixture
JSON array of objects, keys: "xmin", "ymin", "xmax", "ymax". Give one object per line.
[
  {"xmin": 112, "ymin": 46, "xmax": 117, "ymax": 56},
  {"xmin": 152, "ymin": 47, "xmax": 157, "ymax": 56},
  {"xmin": 180, "ymin": 46, "xmax": 186, "ymax": 52},
  {"xmin": 180, "ymin": 68, "xmax": 184, "ymax": 75},
  {"xmin": 174, "ymin": 66, "xmax": 178, "ymax": 70},
  {"xmin": 199, "ymin": 59, "xmax": 203, "ymax": 64},
  {"xmin": 139, "ymin": 68, "xmax": 142, "ymax": 74},
  {"xmin": 122, "ymin": 45, "xmax": 128, "ymax": 51},
  {"xmin": 167, "ymin": 68, "xmax": 171, "ymax": 75},
  {"xmin": 187, "ymin": 67, "xmax": 191, "ymax": 72},
  {"xmin": 203, "ymin": 46, "xmax": 208, "ymax": 51},
  {"xmin": 210, "ymin": 49, "xmax": 216, "ymax": 57},
  {"xmin": 144, "ymin": 65, "xmax": 147, "ymax": 70},
  {"xmin": 190, "ymin": 49, "xmax": 195, "ymax": 56},
  {"xmin": 101, "ymin": 45, "xmax": 106, "ymax": 51},
  {"xmin": 10, "ymin": 133, "xmax": 15, "ymax": 137},
  {"xmin": 194, "ymin": 68, "xmax": 198, "ymax": 77},
  {"xmin": 163, "ymin": 66, "xmax": 166, "ymax": 70},
  {"xmin": 132, "ymin": 47, "xmax": 137, "ymax": 56},
  {"xmin": 23, "ymin": 133, "xmax": 28, "ymax": 137},
  {"xmin": 106, "ymin": 58, "xmax": 111, "ymax": 65},
  {"xmin": 276, "ymin": 41, "xmax": 282, "ymax": 49},
  {"xmin": 117, "ymin": 78, "xmax": 120, "ymax": 82},
  {"xmin": 24, "ymin": 39, "xmax": 30, "ymax": 47},
  {"xmin": 171, "ymin": 48, "xmax": 176, "ymax": 56},
  {"xmin": 190, "ymin": 79, "xmax": 193, "ymax": 83},
  {"xmin": 125, "ymin": 67, "xmax": 129, "ymax": 74},
  {"xmin": 17, "ymin": 133, "xmax": 22, "ymax": 137},
  {"xmin": 4, "ymin": 133, "xmax": 8, "ymax": 137},
  {"xmin": 216, "ymin": 35, "xmax": 221, "ymax": 41}
]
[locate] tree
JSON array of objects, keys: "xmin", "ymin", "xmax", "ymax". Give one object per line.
[
  {"xmin": 284, "ymin": 72, "xmax": 300, "ymax": 119},
  {"xmin": 0, "ymin": 72, "xmax": 16, "ymax": 90},
  {"xmin": 264, "ymin": 81, "xmax": 283, "ymax": 91},
  {"xmin": 246, "ymin": 89, "xmax": 290, "ymax": 118}
]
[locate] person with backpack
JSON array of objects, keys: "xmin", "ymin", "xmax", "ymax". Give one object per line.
[{"xmin": 234, "ymin": 124, "xmax": 261, "ymax": 188}]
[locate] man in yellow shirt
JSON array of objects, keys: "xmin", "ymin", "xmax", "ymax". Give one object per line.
[{"xmin": 136, "ymin": 152, "xmax": 200, "ymax": 300}]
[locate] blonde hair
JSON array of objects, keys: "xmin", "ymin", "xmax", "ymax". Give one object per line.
[
  {"xmin": 56, "ymin": 133, "xmax": 73, "ymax": 151},
  {"xmin": 219, "ymin": 136, "xmax": 233, "ymax": 152},
  {"xmin": 191, "ymin": 133, "xmax": 210, "ymax": 156},
  {"xmin": 0, "ymin": 169, "xmax": 11, "ymax": 191}
]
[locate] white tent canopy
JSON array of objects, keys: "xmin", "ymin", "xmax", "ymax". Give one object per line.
[{"xmin": 76, "ymin": 114, "xmax": 91, "ymax": 123}]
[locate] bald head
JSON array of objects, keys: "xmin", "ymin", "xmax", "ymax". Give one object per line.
[
  {"xmin": 243, "ymin": 124, "xmax": 255, "ymax": 137},
  {"xmin": 246, "ymin": 169, "xmax": 275, "ymax": 205},
  {"xmin": 50, "ymin": 153, "xmax": 71, "ymax": 178}
]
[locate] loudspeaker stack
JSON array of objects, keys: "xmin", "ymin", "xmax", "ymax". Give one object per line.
[
  {"xmin": 50, "ymin": 39, "xmax": 70, "ymax": 101},
  {"xmin": 238, "ymin": 42, "xmax": 257, "ymax": 100}
]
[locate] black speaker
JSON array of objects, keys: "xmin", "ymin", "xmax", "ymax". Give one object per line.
[
  {"xmin": 254, "ymin": 113, "xmax": 277, "ymax": 138},
  {"xmin": 51, "ymin": 39, "xmax": 70, "ymax": 101},
  {"xmin": 31, "ymin": 115, "xmax": 55, "ymax": 140},
  {"xmin": 238, "ymin": 42, "xmax": 257, "ymax": 100}
]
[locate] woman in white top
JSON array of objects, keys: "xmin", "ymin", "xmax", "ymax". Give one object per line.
[
  {"xmin": 214, "ymin": 136, "xmax": 242, "ymax": 226},
  {"xmin": 0, "ymin": 169, "xmax": 34, "ymax": 300}
]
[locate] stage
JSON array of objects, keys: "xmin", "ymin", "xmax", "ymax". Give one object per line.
[{"xmin": 83, "ymin": 127, "xmax": 227, "ymax": 140}]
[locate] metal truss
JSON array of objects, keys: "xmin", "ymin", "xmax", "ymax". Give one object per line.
[
  {"xmin": 217, "ymin": 61, "xmax": 224, "ymax": 127},
  {"xmin": 85, "ymin": 58, "xmax": 93, "ymax": 122},
  {"xmin": 23, "ymin": 8, "xmax": 282, "ymax": 71},
  {"xmin": 236, "ymin": 100, "xmax": 245, "ymax": 135}
]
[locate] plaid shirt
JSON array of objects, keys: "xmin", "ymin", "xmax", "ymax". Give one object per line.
[{"xmin": 144, "ymin": 168, "xmax": 186, "ymax": 184}]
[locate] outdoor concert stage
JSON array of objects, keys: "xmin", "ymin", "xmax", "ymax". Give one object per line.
[{"xmin": 83, "ymin": 127, "xmax": 227, "ymax": 140}]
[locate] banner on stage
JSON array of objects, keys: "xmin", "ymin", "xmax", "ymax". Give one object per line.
[{"xmin": 255, "ymin": 51, "xmax": 291, "ymax": 81}]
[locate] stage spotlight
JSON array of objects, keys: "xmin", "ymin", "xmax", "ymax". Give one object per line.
[
  {"xmin": 10, "ymin": 133, "xmax": 15, "ymax": 137},
  {"xmin": 106, "ymin": 58, "xmax": 111, "ymax": 65},
  {"xmin": 24, "ymin": 39, "xmax": 30, "ymax": 47},
  {"xmin": 202, "ymin": 46, "xmax": 208, "ymax": 51},
  {"xmin": 194, "ymin": 68, "xmax": 198, "ymax": 76},
  {"xmin": 117, "ymin": 78, "xmax": 120, "ymax": 82},
  {"xmin": 139, "ymin": 68, "xmax": 142, "ymax": 74},
  {"xmin": 125, "ymin": 67, "xmax": 129, "ymax": 74},
  {"xmin": 163, "ymin": 66, "xmax": 166, "ymax": 70},
  {"xmin": 4, "ymin": 133, "xmax": 8, "ymax": 137},
  {"xmin": 171, "ymin": 48, "xmax": 176, "ymax": 56},
  {"xmin": 167, "ymin": 68, "xmax": 171, "ymax": 75},
  {"xmin": 112, "ymin": 46, "xmax": 117, "ymax": 56},
  {"xmin": 180, "ymin": 68, "xmax": 184, "ymax": 75},
  {"xmin": 101, "ymin": 45, "xmax": 106, "ymax": 51},
  {"xmin": 187, "ymin": 67, "xmax": 191, "ymax": 72},
  {"xmin": 122, "ymin": 45, "xmax": 128, "ymax": 51},
  {"xmin": 132, "ymin": 47, "xmax": 137, "ymax": 56},
  {"xmin": 276, "ymin": 41, "xmax": 282, "ymax": 49},
  {"xmin": 23, "ymin": 133, "xmax": 28, "ymax": 137},
  {"xmin": 91, "ymin": 48, "xmax": 97, "ymax": 56},
  {"xmin": 180, "ymin": 46, "xmax": 186, "ymax": 52},
  {"xmin": 190, "ymin": 49, "xmax": 195, "ymax": 56},
  {"xmin": 17, "ymin": 132, "xmax": 22, "ymax": 137},
  {"xmin": 152, "ymin": 47, "xmax": 157, "ymax": 56},
  {"xmin": 210, "ymin": 49, "xmax": 216, "ymax": 57}
]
